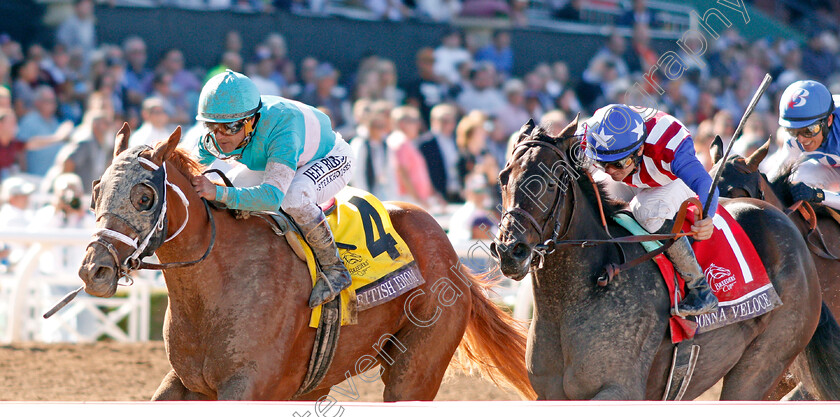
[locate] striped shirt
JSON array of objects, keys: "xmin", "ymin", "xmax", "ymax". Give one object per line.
[
  {"xmin": 198, "ymin": 95, "xmax": 337, "ymax": 211},
  {"xmin": 622, "ymin": 110, "xmax": 690, "ymax": 188}
]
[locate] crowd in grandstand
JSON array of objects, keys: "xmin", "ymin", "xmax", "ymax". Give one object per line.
[{"xmin": 3, "ymin": 0, "xmax": 840, "ymax": 269}]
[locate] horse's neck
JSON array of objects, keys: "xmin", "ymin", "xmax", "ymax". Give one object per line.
[
  {"xmin": 568, "ymin": 178, "xmax": 612, "ymax": 240},
  {"xmin": 154, "ymin": 163, "xmax": 219, "ymax": 303}
]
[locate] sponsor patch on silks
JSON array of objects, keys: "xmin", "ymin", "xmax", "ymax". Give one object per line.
[
  {"xmin": 680, "ymin": 205, "xmax": 783, "ymax": 334},
  {"xmin": 304, "ymin": 186, "xmax": 423, "ymax": 328}
]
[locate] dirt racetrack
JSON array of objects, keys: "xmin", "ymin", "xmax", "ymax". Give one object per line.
[{"xmin": 0, "ymin": 342, "xmax": 720, "ymax": 401}]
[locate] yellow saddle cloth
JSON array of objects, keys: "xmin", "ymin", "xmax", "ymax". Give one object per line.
[{"xmin": 294, "ymin": 187, "xmax": 422, "ymax": 327}]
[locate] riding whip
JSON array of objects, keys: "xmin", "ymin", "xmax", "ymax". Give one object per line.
[
  {"xmin": 703, "ymin": 73, "xmax": 773, "ymax": 218},
  {"xmin": 43, "ymin": 286, "xmax": 84, "ymax": 319}
]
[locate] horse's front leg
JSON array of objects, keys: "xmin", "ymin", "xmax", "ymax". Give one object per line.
[
  {"xmin": 527, "ymin": 318, "xmax": 568, "ymax": 400},
  {"xmin": 152, "ymin": 369, "xmax": 212, "ymax": 401}
]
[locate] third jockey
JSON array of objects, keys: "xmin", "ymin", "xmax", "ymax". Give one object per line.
[
  {"xmin": 191, "ymin": 70, "xmax": 355, "ymax": 308},
  {"xmin": 776, "ymin": 80, "xmax": 840, "ymax": 209},
  {"xmin": 580, "ymin": 104, "xmax": 719, "ymax": 316}
]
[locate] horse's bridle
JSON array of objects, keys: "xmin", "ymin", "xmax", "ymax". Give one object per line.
[
  {"xmin": 89, "ymin": 156, "xmax": 216, "ymax": 280},
  {"xmin": 499, "ymin": 138, "xmax": 576, "ymax": 268}
]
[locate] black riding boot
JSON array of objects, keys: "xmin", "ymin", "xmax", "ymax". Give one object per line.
[
  {"xmin": 658, "ymin": 221, "xmax": 719, "ymax": 316},
  {"xmin": 299, "ymin": 212, "xmax": 352, "ymax": 308}
]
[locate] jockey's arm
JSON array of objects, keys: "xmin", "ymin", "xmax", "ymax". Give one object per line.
[
  {"xmin": 671, "ymin": 139, "xmax": 719, "ymax": 216},
  {"xmin": 213, "ymin": 160, "xmax": 294, "ymax": 211}
]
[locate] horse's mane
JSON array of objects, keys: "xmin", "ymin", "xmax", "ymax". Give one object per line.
[
  {"xmin": 162, "ymin": 147, "xmax": 204, "ymax": 180},
  {"xmin": 770, "ymin": 162, "xmax": 797, "ymax": 206}
]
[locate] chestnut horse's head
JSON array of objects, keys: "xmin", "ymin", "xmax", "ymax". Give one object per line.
[
  {"xmin": 493, "ymin": 116, "xmax": 582, "ymax": 280},
  {"xmin": 78, "ymin": 123, "xmax": 183, "ymax": 297}
]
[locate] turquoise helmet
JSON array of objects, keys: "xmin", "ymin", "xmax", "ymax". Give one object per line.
[
  {"xmin": 196, "ymin": 70, "xmax": 261, "ymax": 123},
  {"xmin": 779, "ymin": 80, "xmax": 835, "ymax": 129}
]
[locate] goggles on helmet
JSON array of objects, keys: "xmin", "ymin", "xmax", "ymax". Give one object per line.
[
  {"xmin": 594, "ymin": 154, "xmax": 636, "ymax": 171},
  {"xmin": 204, "ymin": 119, "xmax": 247, "ymax": 136},
  {"xmin": 784, "ymin": 120, "xmax": 824, "ymax": 139}
]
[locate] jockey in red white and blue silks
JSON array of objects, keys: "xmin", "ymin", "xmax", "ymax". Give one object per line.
[
  {"xmin": 578, "ymin": 104, "xmax": 719, "ymax": 317},
  {"xmin": 775, "ymin": 80, "xmax": 840, "ymax": 210}
]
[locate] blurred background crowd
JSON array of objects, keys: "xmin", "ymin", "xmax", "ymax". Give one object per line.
[{"xmin": 1, "ymin": 0, "xmax": 840, "ymax": 269}]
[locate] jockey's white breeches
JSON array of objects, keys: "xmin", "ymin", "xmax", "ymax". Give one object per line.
[
  {"xmin": 622, "ymin": 179, "xmax": 696, "ymax": 233},
  {"xmin": 228, "ymin": 138, "xmax": 355, "ymax": 224}
]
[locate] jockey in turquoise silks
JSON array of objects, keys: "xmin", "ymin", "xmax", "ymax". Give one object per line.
[{"xmin": 190, "ymin": 70, "xmax": 354, "ymax": 308}]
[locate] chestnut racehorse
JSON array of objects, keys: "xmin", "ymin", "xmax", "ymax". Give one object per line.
[{"xmin": 78, "ymin": 124, "xmax": 536, "ymax": 401}]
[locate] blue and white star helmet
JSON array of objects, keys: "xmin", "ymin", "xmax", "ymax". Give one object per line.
[
  {"xmin": 583, "ymin": 104, "xmax": 647, "ymax": 162},
  {"xmin": 779, "ymin": 80, "xmax": 834, "ymax": 129}
]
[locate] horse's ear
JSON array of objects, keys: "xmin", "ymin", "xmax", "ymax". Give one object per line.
[
  {"xmin": 745, "ymin": 136, "xmax": 772, "ymax": 171},
  {"xmin": 114, "ymin": 122, "xmax": 131, "ymax": 158},
  {"xmin": 515, "ymin": 119, "xmax": 537, "ymax": 143},
  {"xmin": 561, "ymin": 113, "xmax": 581, "ymax": 145},
  {"xmin": 710, "ymin": 135, "xmax": 724, "ymax": 165},
  {"xmin": 150, "ymin": 126, "xmax": 182, "ymax": 165}
]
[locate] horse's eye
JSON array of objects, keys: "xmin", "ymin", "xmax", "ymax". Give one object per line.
[{"xmin": 130, "ymin": 184, "xmax": 155, "ymax": 211}]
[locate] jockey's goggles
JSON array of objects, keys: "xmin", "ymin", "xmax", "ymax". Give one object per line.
[
  {"xmin": 785, "ymin": 120, "xmax": 824, "ymax": 139},
  {"xmin": 594, "ymin": 154, "xmax": 635, "ymax": 171},
  {"xmin": 204, "ymin": 119, "xmax": 248, "ymax": 136}
]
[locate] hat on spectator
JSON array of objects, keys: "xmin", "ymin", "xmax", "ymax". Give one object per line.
[
  {"xmin": 1, "ymin": 177, "xmax": 35, "ymax": 202},
  {"xmin": 315, "ymin": 63, "xmax": 337, "ymax": 80},
  {"xmin": 503, "ymin": 79, "xmax": 525, "ymax": 96}
]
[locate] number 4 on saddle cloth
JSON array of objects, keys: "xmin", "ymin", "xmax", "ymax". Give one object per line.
[
  {"xmin": 614, "ymin": 204, "xmax": 783, "ymax": 343},
  {"xmin": 285, "ymin": 186, "xmax": 424, "ymax": 328}
]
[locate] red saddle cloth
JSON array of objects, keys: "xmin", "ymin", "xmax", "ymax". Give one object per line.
[{"xmin": 662, "ymin": 205, "xmax": 783, "ymax": 343}]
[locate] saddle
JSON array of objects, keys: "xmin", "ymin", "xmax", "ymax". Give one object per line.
[{"xmin": 786, "ymin": 201, "xmax": 840, "ymax": 261}]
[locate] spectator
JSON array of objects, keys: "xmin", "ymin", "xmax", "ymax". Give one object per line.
[
  {"xmin": 618, "ymin": 0, "xmax": 660, "ymax": 29},
  {"xmin": 158, "ymin": 48, "xmax": 201, "ymax": 116},
  {"xmin": 58, "ymin": 109, "xmax": 112, "ymax": 194},
  {"xmin": 31, "ymin": 173, "xmax": 96, "ymax": 277},
  {"xmin": 17, "ymin": 86, "xmax": 74, "ymax": 177},
  {"xmin": 264, "ymin": 33, "xmax": 293, "ymax": 90},
  {"xmin": 121, "ymin": 36, "xmax": 153, "ymax": 119},
  {"xmin": 802, "ymin": 32, "xmax": 836, "ymax": 82},
  {"xmin": 457, "ymin": 62, "xmax": 506, "ymax": 116},
  {"xmin": 149, "ymin": 71, "xmax": 191, "ymax": 126},
  {"xmin": 366, "ymin": 0, "xmax": 410, "ymax": 21},
  {"xmin": 624, "ymin": 23, "xmax": 659, "ymax": 77},
  {"xmin": 292, "ymin": 56, "xmax": 319, "ymax": 101},
  {"xmin": 416, "ymin": 0, "xmax": 462, "ymax": 22},
  {"xmin": 447, "ymin": 172, "xmax": 494, "ymax": 243},
  {"xmin": 249, "ymin": 47, "xmax": 282, "ymax": 96},
  {"xmin": 128, "ymin": 97, "xmax": 171, "ymax": 148},
  {"xmin": 205, "ymin": 51, "xmax": 243, "ymax": 83},
  {"xmin": 455, "ymin": 110, "xmax": 498, "ymax": 199},
  {"xmin": 434, "ymin": 31, "xmax": 472, "ymax": 86},
  {"xmin": 474, "ymin": 31, "xmax": 514, "ymax": 78},
  {"xmin": 0, "ymin": 108, "xmax": 25, "ymax": 180},
  {"xmin": 387, "ymin": 106, "xmax": 437, "ymax": 208},
  {"xmin": 496, "ymin": 78, "xmax": 530, "ymax": 138},
  {"xmin": 11, "ymin": 58, "xmax": 45, "ymax": 117},
  {"xmin": 403, "ymin": 47, "xmax": 453, "ymax": 125},
  {"xmin": 299, "ymin": 63, "xmax": 348, "ymax": 130},
  {"xmin": 0, "ymin": 54, "xmax": 11, "ymax": 89},
  {"xmin": 0, "ymin": 176, "xmax": 35, "ymax": 268},
  {"xmin": 350, "ymin": 101, "xmax": 398, "ymax": 201},
  {"xmin": 55, "ymin": 0, "xmax": 96, "ymax": 64},
  {"xmin": 377, "ymin": 59, "xmax": 404, "ymax": 106},
  {"xmin": 419, "ymin": 103, "xmax": 462, "ymax": 202},
  {"xmin": 0, "ymin": 86, "xmax": 11, "ymax": 109}
]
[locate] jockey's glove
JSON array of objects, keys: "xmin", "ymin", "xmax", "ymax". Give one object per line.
[{"xmin": 791, "ymin": 182, "xmax": 825, "ymax": 204}]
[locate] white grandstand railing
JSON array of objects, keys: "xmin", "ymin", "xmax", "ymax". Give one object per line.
[{"xmin": 0, "ymin": 229, "xmax": 152, "ymax": 344}]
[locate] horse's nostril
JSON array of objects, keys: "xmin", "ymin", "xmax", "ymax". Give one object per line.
[{"xmin": 512, "ymin": 243, "xmax": 530, "ymax": 260}]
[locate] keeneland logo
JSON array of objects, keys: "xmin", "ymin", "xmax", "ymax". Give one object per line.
[{"xmin": 705, "ymin": 263, "xmax": 736, "ymax": 293}]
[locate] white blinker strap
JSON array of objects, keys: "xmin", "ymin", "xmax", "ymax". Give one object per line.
[{"xmin": 95, "ymin": 228, "xmax": 139, "ymax": 249}]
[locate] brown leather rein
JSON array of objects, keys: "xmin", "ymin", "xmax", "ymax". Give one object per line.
[{"xmin": 502, "ymin": 138, "xmax": 696, "ymax": 286}]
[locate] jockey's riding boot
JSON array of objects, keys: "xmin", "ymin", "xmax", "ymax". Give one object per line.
[
  {"xmin": 665, "ymin": 235, "xmax": 719, "ymax": 317},
  {"xmin": 299, "ymin": 212, "xmax": 352, "ymax": 308}
]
